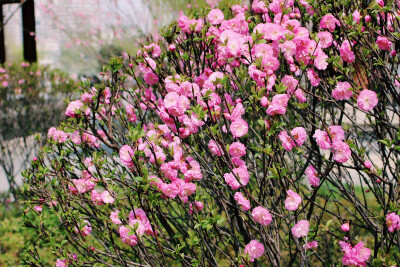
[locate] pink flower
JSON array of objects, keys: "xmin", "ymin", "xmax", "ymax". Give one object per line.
[
  {"xmin": 332, "ymin": 141, "xmax": 351, "ymax": 163},
  {"xmin": 365, "ymin": 15, "xmax": 371, "ymax": 22},
  {"xmin": 101, "ymin": 191, "xmax": 114, "ymax": 204},
  {"xmin": 320, "ymin": 14, "xmax": 340, "ymax": 32},
  {"xmin": 340, "ymin": 40, "xmax": 355, "ymax": 63},
  {"xmin": 76, "ymin": 220, "xmax": 92, "ymax": 236},
  {"xmin": 328, "ymin": 125, "xmax": 345, "ymax": 143},
  {"xmin": 357, "ymin": 89, "xmax": 378, "ymax": 111},
  {"xmin": 119, "ymin": 226, "xmax": 138, "ymax": 246},
  {"xmin": 230, "ymin": 118, "xmax": 249, "ymax": 138},
  {"xmin": 208, "ymin": 139, "xmax": 224, "ymax": 156},
  {"xmin": 253, "ymin": 23, "xmax": 284, "ymax": 41},
  {"xmin": 339, "ymin": 241, "xmax": 371, "ymax": 266},
  {"xmin": 267, "ymin": 94, "xmax": 289, "ymax": 116},
  {"xmin": 189, "ymin": 201, "xmax": 204, "ymax": 214},
  {"xmin": 279, "ymin": 131, "xmax": 294, "ymax": 151},
  {"xmin": 304, "ymin": 241, "xmax": 318, "ymax": 249},
  {"xmin": 234, "ymin": 192, "xmax": 251, "ymax": 211},
  {"xmin": 65, "ymin": 100, "xmax": 83, "ymax": 117},
  {"xmin": 91, "ymin": 190, "xmax": 102, "ymax": 205},
  {"xmin": 386, "ymin": 212, "xmax": 400, "ymax": 233},
  {"xmin": 376, "ymin": 36, "xmax": 392, "ymax": 51},
  {"xmin": 281, "ymin": 75, "xmax": 298, "ymax": 94},
  {"xmin": 207, "ymin": 9, "xmax": 224, "ymax": 25},
  {"xmin": 317, "ymin": 31, "xmax": 333, "ymax": 48},
  {"xmin": 144, "ymin": 72, "xmax": 159, "ymax": 85},
  {"xmin": 244, "ymin": 240, "xmax": 265, "ymax": 262},
  {"xmin": 332, "ymin": 82, "xmax": 353, "ymax": 100},
  {"xmin": 110, "ymin": 210, "xmax": 122, "ymax": 224},
  {"xmin": 305, "ymin": 166, "xmax": 320, "ymax": 187},
  {"xmin": 364, "ymin": 161, "xmax": 372, "ymax": 169},
  {"xmin": 224, "ymin": 167, "xmax": 249, "ymax": 190},
  {"xmin": 353, "ymin": 10, "xmax": 361, "ymax": 24},
  {"xmin": 229, "ymin": 142, "xmax": 246, "ymax": 157},
  {"xmin": 285, "ymin": 190, "xmax": 302, "ymax": 211},
  {"xmin": 307, "ymin": 68, "xmax": 320, "ymax": 86},
  {"xmin": 313, "ymin": 129, "xmax": 331, "ymax": 150},
  {"xmin": 341, "ymin": 222, "xmax": 350, "ymax": 232},
  {"xmin": 34, "ymin": 205, "xmax": 42, "ymax": 212},
  {"xmin": 292, "ymin": 220, "xmax": 309, "ymax": 238},
  {"xmin": 119, "ymin": 145, "xmax": 134, "ymax": 168},
  {"xmin": 252, "ymin": 206, "xmax": 272, "ymax": 226},
  {"xmin": 314, "ymin": 50, "xmax": 328, "ymax": 70},
  {"xmin": 55, "ymin": 259, "xmax": 68, "ymax": 267},
  {"xmin": 291, "ymin": 127, "xmax": 307, "ymax": 147}
]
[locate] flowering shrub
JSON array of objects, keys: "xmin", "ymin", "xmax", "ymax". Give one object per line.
[{"xmin": 22, "ymin": 0, "xmax": 400, "ymax": 266}]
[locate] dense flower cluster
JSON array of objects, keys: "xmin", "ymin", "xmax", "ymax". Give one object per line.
[{"xmin": 21, "ymin": 0, "xmax": 400, "ymax": 266}]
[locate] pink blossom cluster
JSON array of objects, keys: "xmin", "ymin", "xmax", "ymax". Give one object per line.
[
  {"xmin": 91, "ymin": 190, "xmax": 115, "ymax": 205},
  {"xmin": 278, "ymin": 127, "xmax": 307, "ymax": 151},
  {"xmin": 339, "ymin": 241, "xmax": 371, "ymax": 266},
  {"xmin": 119, "ymin": 209, "xmax": 154, "ymax": 247},
  {"xmin": 75, "ymin": 220, "xmax": 92, "ymax": 237},
  {"xmin": 313, "ymin": 125, "xmax": 352, "ymax": 163},
  {"xmin": 68, "ymin": 171, "xmax": 97, "ymax": 194}
]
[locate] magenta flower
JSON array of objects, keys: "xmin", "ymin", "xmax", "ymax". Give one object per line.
[
  {"xmin": 143, "ymin": 72, "xmax": 159, "ymax": 85},
  {"xmin": 341, "ymin": 222, "xmax": 350, "ymax": 232},
  {"xmin": 332, "ymin": 82, "xmax": 353, "ymax": 100},
  {"xmin": 332, "ymin": 141, "xmax": 351, "ymax": 163},
  {"xmin": 320, "ymin": 14, "xmax": 340, "ymax": 32},
  {"xmin": 244, "ymin": 240, "xmax": 265, "ymax": 262},
  {"xmin": 376, "ymin": 36, "xmax": 392, "ymax": 51},
  {"xmin": 252, "ymin": 206, "xmax": 272, "ymax": 226},
  {"xmin": 339, "ymin": 241, "xmax": 371, "ymax": 266},
  {"xmin": 285, "ymin": 190, "xmax": 302, "ymax": 211},
  {"xmin": 386, "ymin": 212, "xmax": 400, "ymax": 233},
  {"xmin": 305, "ymin": 166, "xmax": 320, "ymax": 187},
  {"xmin": 364, "ymin": 160, "xmax": 372, "ymax": 169},
  {"xmin": 292, "ymin": 220, "xmax": 310, "ymax": 238},
  {"xmin": 357, "ymin": 89, "xmax": 378, "ymax": 111},
  {"xmin": 234, "ymin": 192, "xmax": 251, "ymax": 211}
]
